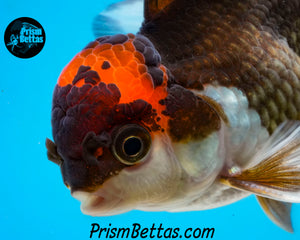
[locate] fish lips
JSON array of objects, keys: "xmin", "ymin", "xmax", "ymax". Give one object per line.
[{"xmin": 72, "ymin": 185, "xmax": 129, "ymax": 216}]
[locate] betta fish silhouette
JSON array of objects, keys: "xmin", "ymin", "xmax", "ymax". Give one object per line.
[{"xmin": 46, "ymin": 0, "xmax": 300, "ymax": 233}]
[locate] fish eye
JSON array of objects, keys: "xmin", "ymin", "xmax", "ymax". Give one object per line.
[
  {"xmin": 123, "ymin": 136, "xmax": 142, "ymax": 157},
  {"xmin": 112, "ymin": 124, "xmax": 151, "ymax": 165}
]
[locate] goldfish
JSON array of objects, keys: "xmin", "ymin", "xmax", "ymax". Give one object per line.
[{"xmin": 46, "ymin": 0, "xmax": 300, "ymax": 232}]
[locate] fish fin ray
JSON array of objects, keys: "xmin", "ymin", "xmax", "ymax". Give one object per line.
[
  {"xmin": 93, "ymin": 0, "xmax": 143, "ymax": 38},
  {"xmin": 92, "ymin": 14, "xmax": 124, "ymax": 38},
  {"xmin": 257, "ymin": 196, "xmax": 293, "ymax": 233},
  {"xmin": 220, "ymin": 121, "xmax": 300, "ymax": 203}
]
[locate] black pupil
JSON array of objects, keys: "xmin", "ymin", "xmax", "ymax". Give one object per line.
[{"xmin": 123, "ymin": 137, "xmax": 142, "ymax": 156}]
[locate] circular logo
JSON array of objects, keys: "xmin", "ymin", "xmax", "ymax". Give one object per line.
[{"xmin": 4, "ymin": 17, "xmax": 46, "ymax": 58}]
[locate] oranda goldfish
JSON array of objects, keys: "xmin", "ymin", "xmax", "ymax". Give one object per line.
[{"xmin": 46, "ymin": 0, "xmax": 300, "ymax": 232}]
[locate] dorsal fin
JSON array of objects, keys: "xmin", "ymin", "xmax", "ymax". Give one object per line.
[{"xmin": 144, "ymin": 0, "xmax": 175, "ymax": 21}]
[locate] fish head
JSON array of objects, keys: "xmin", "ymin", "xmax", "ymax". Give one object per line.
[{"xmin": 47, "ymin": 34, "xmax": 190, "ymax": 215}]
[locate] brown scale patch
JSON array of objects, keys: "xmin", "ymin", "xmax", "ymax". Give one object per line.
[
  {"xmin": 141, "ymin": 0, "xmax": 300, "ymax": 134},
  {"xmin": 160, "ymin": 85, "xmax": 221, "ymax": 142}
]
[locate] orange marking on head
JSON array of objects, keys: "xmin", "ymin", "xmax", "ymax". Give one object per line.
[
  {"xmin": 128, "ymin": 33, "xmax": 135, "ymax": 39},
  {"xmin": 124, "ymin": 41, "xmax": 135, "ymax": 52},
  {"xmin": 94, "ymin": 147, "xmax": 103, "ymax": 158},
  {"xmin": 85, "ymin": 54, "xmax": 97, "ymax": 66},
  {"xmin": 80, "ymin": 49, "xmax": 92, "ymax": 58},
  {"xmin": 138, "ymin": 64, "xmax": 147, "ymax": 75},
  {"xmin": 94, "ymin": 59, "xmax": 115, "ymax": 81},
  {"xmin": 58, "ymin": 55, "xmax": 85, "ymax": 86},
  {"xmin": 115, "ymin": 50, "xmax": 134, "ymax": 66},
  {"xmin": 93, "ymin": 43, "xmax": 112, "ymax": 54},
  {"xmin": 98, "ymin": 50, "xmax": 120, "ymax": 67},
  {"xmin": 126, "ymin": 60, "xmax": 139, "ymax": 77},
  {"xmin": 112, "ymin": 44, "xmax": 124, "ymax": 52},
  {"xmin": 134, "ymin": 51, "xmax": 145, "ymax": 64},
  {"xmin": 141, "ymin": 73, "xmax": 154, "ymax": 90},
  {"xmin": 57, "ymin": 34, "xmax": 170, "ymax": 130},
  {"xmin": 160, "ymin": 65, "xmax": 169, "ymax": 83}
]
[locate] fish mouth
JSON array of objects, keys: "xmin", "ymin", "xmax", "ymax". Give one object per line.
[
  {"xmin": 72, "ymin": 189, "xmax": 125, "ymax": 216},
  {"xmin": 72, "ymin": 191, "xmax": 105, "ymax": 206}
]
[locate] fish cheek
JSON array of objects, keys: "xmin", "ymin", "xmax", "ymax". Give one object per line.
[{"xmin": 61, "ymin": 148, "xmax": 126, "ymax": 193}]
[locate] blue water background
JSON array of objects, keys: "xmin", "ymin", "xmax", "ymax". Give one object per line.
[{"xmin": 0, "ymin": 0, "xmax": 300, "ymax": 239}]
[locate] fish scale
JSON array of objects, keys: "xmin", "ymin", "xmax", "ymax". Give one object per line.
[{"xmin": 140, "ymin": 0, "xmax": 300, "ymax": 133}]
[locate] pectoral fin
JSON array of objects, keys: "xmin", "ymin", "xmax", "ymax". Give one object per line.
[
  {"xmin": 257, "ymin": 196, "xmax": 293, "ymax": 233},
  {"xmin": 220, "ymin": 121, "xmax": 300, "ymax": 203}
]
